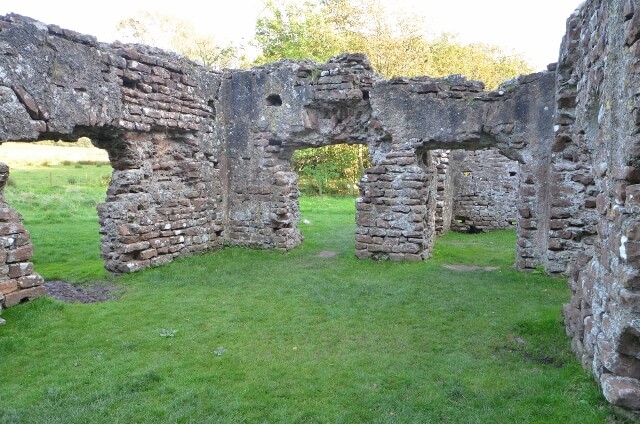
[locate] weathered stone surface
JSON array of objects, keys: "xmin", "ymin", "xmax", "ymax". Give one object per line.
[
  {"xmin": 3, "ymin": 285, "xmax": 46, "ymax": 307},
  {"xmin": 448, "ymin": 149, "xmax": 519, "ymax": 233},
  {"xmin": 0, "ymin": 163, "xmax": 44, "ymax": 315},
  {"xmin": 602, "ymin": 375, "xmax": 640, "ymax": 409},
  {"xmin": 557, "ymin": 0, "xmax": 640, "ymax": 417}
]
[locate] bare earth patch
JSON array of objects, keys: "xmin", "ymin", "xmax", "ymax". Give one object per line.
[
  {"xmin": 316, "ymin": 251, "xmax": 338, "ymax": 259},
  {"xmin": 44, "ymin": 280, "xmax": 124, "ymax": 303},
  {"xmin": 443, "ymin": 264, "xmax": 500, "ymax": 272}
]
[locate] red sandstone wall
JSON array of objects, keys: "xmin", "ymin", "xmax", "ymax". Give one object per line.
[{"xmin": 0, "ymin": 163, "xmax": 45, "ymax": 322}]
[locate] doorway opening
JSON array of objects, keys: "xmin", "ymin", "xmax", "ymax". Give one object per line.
[
  {"xmin": 0, "ymin": 138, "xmax": 113, "ymax": 281},
  {"xmin": 291, "ymin": 144, "xmax": 371, "ymax": 197},
  {"xmin": 291, "ymin": 143, "xmax": 372, "ymax": 254}
]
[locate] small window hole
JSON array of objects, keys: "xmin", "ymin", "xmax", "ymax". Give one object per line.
[{"xmin": 266, "ymin": 94, "xmax": 282, "ymax": 106}]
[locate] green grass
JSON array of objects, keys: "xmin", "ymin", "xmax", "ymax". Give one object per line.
[
  {"xmin": 0, "ymin": 168, "xmax": 613, "ymax": 423},
  {"xmin": 3, "ymin": 164, "xmax": 111, "ymax": 281}
]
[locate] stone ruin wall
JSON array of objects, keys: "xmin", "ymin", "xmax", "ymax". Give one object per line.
[
  {"xmin": 0, "ymin": 3, "xmax": 639, "ymax": 414},
  {"xmin": 433, "ymin": 148, "xmax": 520, "ymax": 236},
  {"xmin": 0, "ymin": 163, "xmax": 45, "ymax": 323},
  {"xmin": 559, "ymin": 0, "xmax": 640, "ymax": 414},
  {"xmin": 0, "ymin": 14, "xmax": 558, "ymax": 298},
  {"xmin": 0, "ymin": 16, "xmax": 228, "ymax": 279},
  {"xmin": 449, "ymin": 149, "xmax": 519, "ymax": 233}
]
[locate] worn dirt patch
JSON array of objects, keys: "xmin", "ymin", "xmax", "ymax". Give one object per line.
[
  {"xmin": 495, "ymin": 345, "xmax": 566, "ymax": 368},
  {"xmin": 443, "ymin": 264, "xmax": 500, "ymax": 272},
  {"xmin": 316, "ymin": 251, "xmax": 338, "ymax": 259},
  {"xmin": 44, "ymin": 280, "xmax": 124, "ymax": 303}
]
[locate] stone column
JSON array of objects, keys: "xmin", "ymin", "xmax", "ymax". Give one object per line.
[
  {"xmin": 356, "ymin": 146, "xmax": 434, "ymax": 261},
  {"xmin": 224, "ymin": 133, "xmax": 303, "ymax": 250},
  {"xmin": 96, "ymin": 131, "xmax": 224, "ymax": 273}
]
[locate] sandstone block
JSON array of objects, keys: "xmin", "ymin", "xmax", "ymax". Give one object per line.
[
  {"xmin": 626, "ymin": 185, "xmax": 640, "ymax": 205},
  {"xmin": 0, "ymin": 280, "xmax": 18, "ymax": 295},
  {"xmin": 601, "ymin": 375, "xmax": 640, "ymax": 410},
  {"xmin": 6, "ymin": 246, "xmax": 33, "ymax": 263},
  {"xmin": 138, "ymin": 248, "xmax": 158, "ymax": 260},
  {"xmin": 17, "ymin": 274, "xmax": 43, "ymax": 289},
  {"xmin": 623, "ymin": 241, "xmax": 640, "ymax": 267},
  {"xmin": 3, "ymin": 285, "xmax": 46, "ymax": 307},
  {"xmin": 626, "ymin": 11, "xmax": 640, "ymax": 46},
  {"xmin": 355, "ymin": 249, "xmax": 371, "ymax": 259},
  {"xmin": 122, "ymin": 241, "xmax": 151, "ymax": 254}
]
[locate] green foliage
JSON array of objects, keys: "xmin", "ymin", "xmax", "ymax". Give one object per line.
[
  {"xmin": 255, "ymin": 0, "xmax": 341, "ymax": 63},
  {"xmin": 0, "ymin": 173, "xmax": 613, "ymax": 422},
  {"xmin": 292, "ymin": 144, "xmax": 370, "ymax": 195},
  {"xmin": 424, "ymin": 34, "xmax": 533, "ymax": 92}
]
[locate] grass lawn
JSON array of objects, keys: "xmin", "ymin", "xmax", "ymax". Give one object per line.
[
  {"xmin": 3, "ymin": 163, "xmax": 112, "ymax": 281},
  {"xmin": 0, "ymin": 164, "xmax": 612, "ymax": 423}
]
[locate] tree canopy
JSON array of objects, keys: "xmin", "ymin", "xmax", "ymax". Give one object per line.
[
  {"xmin": 116, "ymin": 11, "xmax": 243, "ymax": 70},
  {"xmin": 253, "ymin": 0, "xmax": 532, "ymax": 89}
]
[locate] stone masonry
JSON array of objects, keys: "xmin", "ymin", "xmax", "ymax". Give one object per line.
[
  {"xmin": 449, "ymin": 149, "xmax": 520, "ymax": 233},
  {"xmin": 433, "ymin": 150, "xmax": 454, "ymax": 235},
  {"xmin": 558, "ymin": 0, "xmax": 640, "ymax": 415},
  {"xmin": 359, "ymin": 72, "xmax": 555, "ymax": 262},
  {"xmin": 0, "ymin": 3, "xmax": 638, "ymax": 413},
  {"xmin": 0, "ymin": 163, "xmax": 45, "ymax": 322}
]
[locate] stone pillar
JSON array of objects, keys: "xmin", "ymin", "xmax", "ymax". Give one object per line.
[
  {"xmin": 0, "ymin": 163, "xmax": 45, "ymax": 322},
  {"xmin": 516, "ymin": 127, "xmax": 553, "ymax": 272},
  {"xmin": 481, "ymin": 71, "xmax": 556, "ymax": 273},
  {"xmin": 96, "ymin": 131, "xmax": 224, "ymax": 273},
  {"xmin": 356, "ymin": 146, "xmax": 434, "ymax": 261},
  {"xmin": 433, "ymin": 150, "xmax": 454, "ymax": 235},
  {"xmin": 224, "ymin": 133, "xmax": 302, "ymax": 250}
]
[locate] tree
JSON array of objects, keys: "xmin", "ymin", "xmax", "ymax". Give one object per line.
[
  {"xmin": 292, "ymin": 144, "xmax": 368, "ymax": 195},
  {"xmin": 116, "ymin": 11, "xmax": 244, "ymax": 70},
  {"xmin": 254, "ymin": 1, "xmax": 345, "ymax": 63}
]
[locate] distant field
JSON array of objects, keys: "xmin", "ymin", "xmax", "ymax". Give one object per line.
[{"xmin": 0, "ymin": 142, "xmax": 109, "ymax": 168}]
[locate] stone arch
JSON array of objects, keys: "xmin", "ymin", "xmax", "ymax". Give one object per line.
[{"xmin": 0, "ymin": 15, "xmax": 225, "ymax": 316}]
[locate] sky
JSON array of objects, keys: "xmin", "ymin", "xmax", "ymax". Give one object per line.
[{"xmin": 0, "ymin": 0, "xmax": 584, "ymax": 71}]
